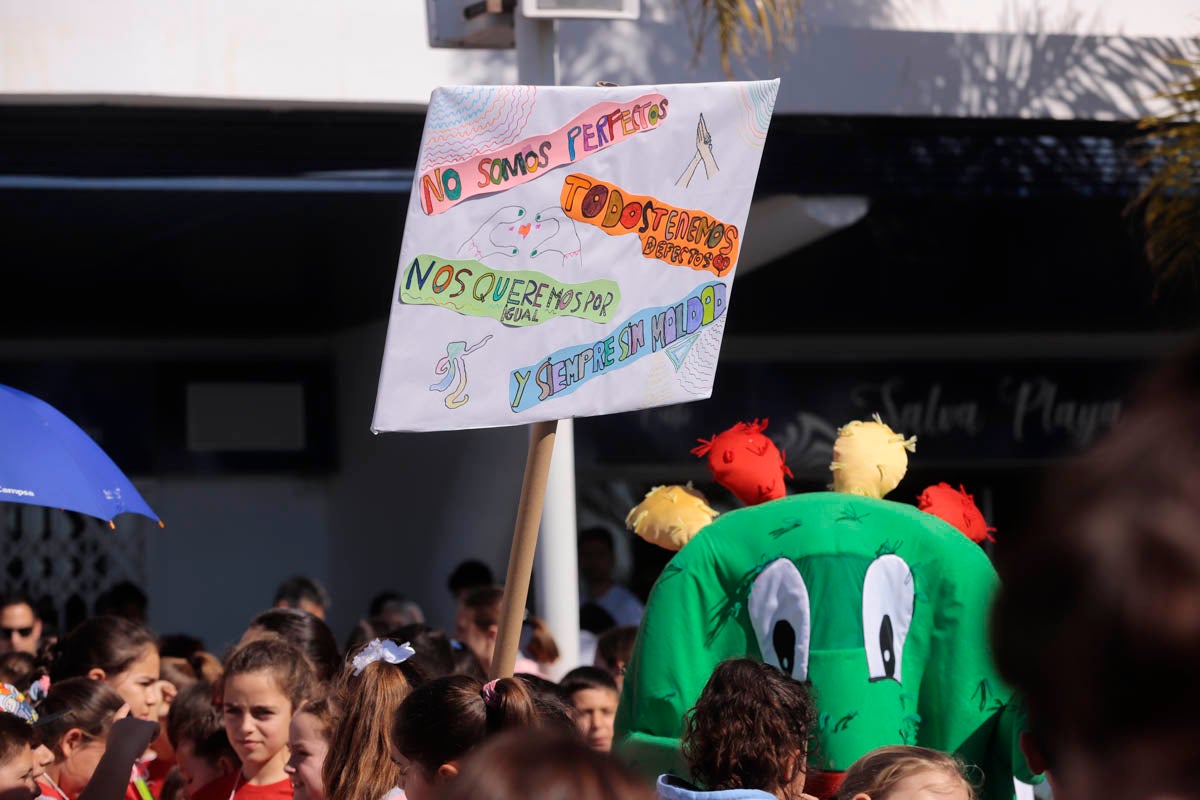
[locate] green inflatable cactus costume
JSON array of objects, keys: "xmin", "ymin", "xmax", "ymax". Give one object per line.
[{"xmin": 614, "ymin": 492, "xmax": 1033, "ymax": 800}]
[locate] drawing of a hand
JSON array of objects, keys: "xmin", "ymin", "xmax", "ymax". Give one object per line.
[
  {"xmin": 529, "ymin": 206, "xmax": 583, "ymax": 270},
  {"xmin": 696, "ymin": 114, "xmax": 718, "ymax": 178},
  {"xmin": 676, "ymin": 114, "xmax": 720, "ymax": 188},
  {"xmin": 457, "ymin": 205, "xmax": 528, "ymax": 262}
]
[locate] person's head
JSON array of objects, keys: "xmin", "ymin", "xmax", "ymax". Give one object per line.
[
  {"xmin": 836, "ymin": 746, "xmax": 974, "ymax": 800},
  {"xmin": 272, "ymin": 576, "xmax": 330, "ymax": 620},
  {"xmin": 167, "ymin": 681, "xmax": 238, "ymax": 798},
  {"xmin": 369, "ymin": 593, "xmax": 425, "ymax": 630},
  {"xmin": 579, "ymin": 602, "xmax": 616, "ymax": 636},
  {"xmin": 390, "ymin": 674, "xmax": 537, "ymax": 800},
  {"xmin": 454, "ymin": 586, "xmax": 503, "ymax": 672},
  {"xmin": 243, "ymin": 608, "xmax": 340, "ymax": 684},
  {"xmin": 513, "ymin": 674, "xmax": 575, "ymax": 733},
  {"xmin": 439, "ymin": 727, "xmax": 656, "ymax": 800},
  {"xmin": 152, "ymin": 656, "xmax": 203, "ymax": 763},
  {"xmin": 594, "ymin": 625, "xmax": 637, "ymax": 692},
  {"xmin": 189, "ymin": 652, "xmax": 224, "ymax": 684},
  {"xmin": 158, "ymin": 634, "xmax": 205, "ymax": 660},
  {"xmin": 447, "ymin": 560, "xmax": 495, "ymax": 603},
  {"xmin": 324, "ymin": 639, "xmax": 426, "ymax": 800},
  {"xmin": 220, "ymin": 637, "xmax": 316, "ymax": 781},
  {"xmin": 0, "ymin": 596, "xmax": 40, "ymax": 659},
  {"xmin": 0, "ymin": 656, "xmax": 35, "ymax": 694},
  {"xmin": 286, "ymin": 694, "xmax": 342, "ymax": 800},
  {"xmin": 49, "ymin": 615, "xmax": 161, "ymax": 721},
  {"xmin": 18, "ymin": 693, "xmax": 51, "ymax": 788},
  {"xmin": 390, "ymin": 624, "xmax": 456, "ymax": 679},
  {"xmin": 448, "ymin": 639, "xmax": 486, "ymax": 680},
  {"xmin": 94, "ymin": 581, "xmax": 148, "ymax": 623},
  {"xmin": 342, "ymin": 617, "xmax": 391, "ymax": 659},
  {"xmin": 157, "ymin": 767, "xmax": 187, "ymax": 800},
  {"xmin": 159, "ymin": 656, "xmax": 199, "ymax": 693},
  {"xmin": 37, "ymin": 677, "xmax": 126, "ymax": 796},
  {"xmin": 683, "ymin": 658, "xmax": 816, "ymax": 800},
  {"xmin": 990, "ymin": 340, "xmax": 1200, "ymax": 799},
  {"xmin": 0, "ymin": 712, "xmax": 36, "ymax": 800},
  {"xmin": 520, "ymin": 617, "xmax": 559, "ymax": 667},
  {"xmin": 560, "ymin": 667, "xmax": 619, "ymax": 752},
  {"xmin": 578, "ymin": 528, "xmax": 616, "ymax": 586}
]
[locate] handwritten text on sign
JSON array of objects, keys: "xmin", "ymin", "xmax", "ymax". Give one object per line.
[
  {"xmin": 419, "ymin": 94, "xmax": 670, "ymax": 216},
  {"xmin": 400, "ymin": 255, "xmax": 621, "ymax": 327},
  {"xmin": 560, "ymin": 174, "xmax": 740, "ymax": 275},
  {"xmin": 509, "ymin": 281, "xmax": 728, "ymax": 413}
]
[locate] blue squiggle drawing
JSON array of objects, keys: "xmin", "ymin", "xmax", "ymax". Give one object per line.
[{"xmin": 431, "ymin": 335, "xmax": 493, "ymax": 409}]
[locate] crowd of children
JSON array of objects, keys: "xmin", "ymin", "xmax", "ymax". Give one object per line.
[
  {"xmin": 3, "ymin": 341, "xmax": 1200, "ymax": 800},
  {"xmin": 0, "ymin": 581, "xmax": 987, "ymax": 800}
]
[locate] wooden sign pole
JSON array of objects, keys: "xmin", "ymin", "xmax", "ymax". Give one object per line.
[{"xmin": 489, "ymin": 419, "xmax": 559, "ymax": 679}]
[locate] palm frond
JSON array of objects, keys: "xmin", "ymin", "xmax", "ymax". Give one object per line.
[
  {"xmin": 1130, "ymin": 50, "xmax": 1200, "ymax": 293},
  {"xmin": 681, "ymin": 0, "xmax": 803, "ymax": 78}
]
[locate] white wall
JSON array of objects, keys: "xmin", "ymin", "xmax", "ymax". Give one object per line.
[
  {"xmin": 556, "ymin": 3, "xmax": 1197, "ymax": 119},
  {"xmin": 0, "ymin": 0, "xmax": 514, "ymax": 107},
  {"xmin": 1, "ymin": 0, "xmax": 1195, "ymax": 118}
]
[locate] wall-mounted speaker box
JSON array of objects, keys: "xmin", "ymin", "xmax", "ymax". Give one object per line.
[{"xmin": 0, "ymin": 359, "xmax": 336, "ymax": 476}]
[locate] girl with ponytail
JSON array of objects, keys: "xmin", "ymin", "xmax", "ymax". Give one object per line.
[
  {"xmin": 389, "ymin": 674, "xmax": 537, "ymax": 800},
  {"xmin": 322, "ymin": 639, "xmax": 426, "ymax": 800}
]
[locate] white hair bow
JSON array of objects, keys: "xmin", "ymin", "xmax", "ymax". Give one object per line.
[{"xmin": 351, "ymin": 638, "xmax": 416, "ymax": 676}]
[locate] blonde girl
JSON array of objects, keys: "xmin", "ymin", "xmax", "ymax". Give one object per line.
[{"xmin": 835, "ymin": 746, "xmax": 975, "ymax": 800}]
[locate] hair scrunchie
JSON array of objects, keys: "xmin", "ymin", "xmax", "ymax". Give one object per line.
[{"xmin": 480, "ymin": 679, "xmax": 500, "ymax": 709}]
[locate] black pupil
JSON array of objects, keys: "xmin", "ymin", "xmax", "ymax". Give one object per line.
[
  {"xmin": 880, "ymin": 614, "xmax": 896, "ymax": 678},
  {"xmin": 773, "ymin": 620, "xmax": 796, "ymax": 675}
]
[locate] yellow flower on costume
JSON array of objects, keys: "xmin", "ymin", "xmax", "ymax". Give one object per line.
[
  {"xmin": 626, "ymin": 484, "xmax": 719, "ymax": 551},
  {"xmin": 829, "ymin": 414, "xmax": 917, "ymax": 499}
]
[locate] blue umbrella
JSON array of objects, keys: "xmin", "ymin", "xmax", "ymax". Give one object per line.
[{"xmin": 0, "ymin": 384, "xmax": 161, "ymax": 528}]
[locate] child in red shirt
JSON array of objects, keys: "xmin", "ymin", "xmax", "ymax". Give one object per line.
[
  {"xmin": 209, "ymin": 637, "xmax": 316, "ymax": 800},
  {"xmin": 167, "ymin": 681, "xmax": 240, "ymax": 800},
  {"xmin": 35, "ymin": 679, "xmax": 127, "ymax": 800}
]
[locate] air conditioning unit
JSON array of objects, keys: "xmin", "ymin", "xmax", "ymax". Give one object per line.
[
  {"xmin": 426, "ymin": 0, "xmax": 516, "ymax": 49},
  {"xmin": 426, "ymin": 0, "xmax": 640, "ymax": 48},
  {"xmin": 522, "ymin": 0, "xmax": 639, "ymax": 18}
]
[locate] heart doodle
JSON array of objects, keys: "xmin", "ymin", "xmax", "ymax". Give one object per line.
[{"xmin": 456, "ymin": 204, "xmax": 584, "ymax": 270}]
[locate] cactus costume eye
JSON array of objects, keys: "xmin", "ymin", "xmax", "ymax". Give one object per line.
[{"xmin": 614, "ymin": 492, "xmax": 1034, "ymax": 800}]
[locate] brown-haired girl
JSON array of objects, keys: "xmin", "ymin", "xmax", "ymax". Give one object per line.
[
  {"xmin": 322, "ymin": 639, "xmax": 425, "ymax": 800},
  {"xmin": 835, "ymin": 746, "xmax": 974, "ymax": 800},
  {"xmin": 36, "ymin": 678, "xmax": 127, "ymax": 800},
  {"xmin": 241, "ymin": 610, "xmax": 340, "ymax": 685},
  {"xmin": 657, "ymin": 658, "xmax": 818, "ymax": 800},
  {"xmin": 389, "ymin": 674, "xmax": 537, "ymax": 800},
  {"xmin": 204, "ymin": 636, "xmax": 316, "ymax": 800},
  {"xmin": 49, "ymin": 616, "xmax": 161, "ymax": 723},
  {"xmin": 285, "ymin": 694, "xmax": 342, "ymax": 800}
]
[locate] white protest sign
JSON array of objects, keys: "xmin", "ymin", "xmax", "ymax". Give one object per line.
[{"xmin": 372, "ymin": 80, "xmax": 779, "ymax": 432}]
